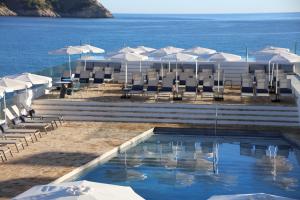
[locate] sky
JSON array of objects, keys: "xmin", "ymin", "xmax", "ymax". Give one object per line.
[{"xmin": 101, "ymin": 0, "xmax": 300, "ymax": 14}]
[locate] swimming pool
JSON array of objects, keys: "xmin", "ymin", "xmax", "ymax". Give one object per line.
[{"xmin": 76, "ymin": 129, "xmax": 300, "ymax": 199}]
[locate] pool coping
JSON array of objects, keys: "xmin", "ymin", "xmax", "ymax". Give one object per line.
[{"xmin": 52, "ymin": 128, "xmax": 154, "ymax": 184}]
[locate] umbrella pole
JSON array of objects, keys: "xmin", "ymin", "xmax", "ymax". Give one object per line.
[
  {"xmin": 139, "ymin": 60, "xmax": 142, "ymax": 72},
  {"xmin": 125, "ymin": 62, "xmax": 128, "ymax": 87},
  {"xmin": 168, "ymin": 61, "xmax": 171, "ymax": 72},
  {"xmin": 84, "ymin": 58, "xmax": 87, "ymax": 71},
  {"xmin": 276, "ymin": 63, "xmax": 279, "ymax": 95},
  {"xmin": 161, "ymin": 61, "xmax": 163, "ymax": 79},
  {"xmin": 217, "ymin": 63, "xmax": 220, "ymax": 93},
  {"xmin": 68, "ymin": 55, "xmax": 72, "ymax": 79},
  {"xmin": 268, "ymin": 61, "xmax": 271, "ymax": 85},
  {"xmin": 176, "ymin": 61, "xmax": 178, "ymax": 93},
  {"xmin": 271, "ymin": 63, "xmax": 275, "ymax": 87},
  {"xmin": 195, "ymin": 60, "xmax": 198, "ymax": 79},
  {"xmin": 3, "ymin": 93, "xmax": 6, "ymax": 122}
]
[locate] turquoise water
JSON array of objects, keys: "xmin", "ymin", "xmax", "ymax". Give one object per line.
[
  {"xmin": 0, "ymin": 13, "xmax": 300, "ymax": 77},
  {"xmin": 77, "ymin": 132, "xmax": 300, "ymax": 200}
]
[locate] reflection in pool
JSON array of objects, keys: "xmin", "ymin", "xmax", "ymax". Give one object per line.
[{"xmin": 77, "ymin": 132, "xmax": 300, "ymax": 200}]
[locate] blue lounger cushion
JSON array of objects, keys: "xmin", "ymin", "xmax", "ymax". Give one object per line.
[
  {"xmin": 280, "ymin": 88, "xmax": 292, "ymax": 94},
  {"xmin": 160, "ymin": 87, "xmax": 172, "ymax": 92},
  {"xmin": 104, "ymin": 74, "xmax": 112, "ymax": 79},
  {"xmin": 214, "ymin": 81, "xmax": 224, "ymax": 86},
  {"xmin": 203, "ymin": 86, "xmax": 213, "ymax": 92},
  {"xmin": 180, "ymin": 80, "xmax": 186, "ymax": 85},
  {"xmin": 186, "ymin": 86, "xmax": 197, "ymax": 92},
  {"xmin": 147, "ymin": 86, "xmax": 158, "ymax": 92},
  {"xmin": 242, "ymin": 87, "xmax": 253, "ymax": 93},
  {"xmin": 132, "ymin": 85, "xmax": 144, "ymax": 91},
  {"xmin": 94, "ymin": 78, "xmax": 104, "ymax": 84},
  {"xmin": 198, "ymin": 80, "xmax": 203, "ymax": 85},
  {"xmin": 74, "ymin": 73, "xmax": 80, "ymax": 78},
  {"xmin": 79, "ymin": 78, "xmax": 89, "ymax": 83},
  {"xmin": 256, "ymin": 89, "xmax": 268, "ymax": 93}
]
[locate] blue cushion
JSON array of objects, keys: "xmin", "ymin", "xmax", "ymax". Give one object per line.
[
  {"xmin": 186, "ymin": 86, "xmax": 197, "ymax": 92},
  {"xmin": 214, "ymin": 81, "xmax": 223, "ymax": 86},
  {"xmin": 147, "ymin": 86, "xmax": 158, "ymax": 92},
  {"xmin": 74, "ymin": 73, "xmax": 80, "ymax": 78},
  {"xmin": 257, "ymin": 89, "xmax": 268, "ymax": 93},
  {"xmin": 132, "ymin": 85, "xmax": 144, "ymax": 91},
  {"xmin": 94, "ymin": 78, "xmax": 104, "ymax": 84},
  {"xmin": 180, "ymin": 80, "xmax": 186, "ymax": 85},
  {"xmin": 203, "ymin": 86, "xmax": 213, "ymax": 92},
  {"xmin": 198, "ymin": 80, "xmax": 203, "ymax": 85},
  {"xmin": 242, "ymin": 87, "xmax": 253, "ymax": 93},
  {"xmin": 280, "ymin": 88, "xmax": 292, "ymax": 94},
  {"xmin": 160, "ymin": 87, "xmax": 172, "ymax": 92},
  {"xmin": 104, "ymin": 74, "xmax": 112, "ymax": 79},
  {"xmin": 79, "ymin": 78, "xmax": 89, "ymax": 83}
]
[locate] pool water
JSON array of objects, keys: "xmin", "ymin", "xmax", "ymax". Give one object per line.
[{"xmin": 77, "ymin": 132, "xmax": 300, "ymax": 199}]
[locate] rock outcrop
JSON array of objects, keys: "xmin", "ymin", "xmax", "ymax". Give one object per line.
[{"xmin": 0, "ymin": 0, "xmax": 113, "ymax": 18}]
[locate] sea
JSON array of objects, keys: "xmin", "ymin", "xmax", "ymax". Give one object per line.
[{"xmin": 0, "ymin": 13, "xmax": 300, "ymax": 77}]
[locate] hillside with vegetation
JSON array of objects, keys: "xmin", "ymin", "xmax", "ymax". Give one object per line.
[{"xmin": 0, "ymin": 0, "xmax": 113, "ymax": 18}]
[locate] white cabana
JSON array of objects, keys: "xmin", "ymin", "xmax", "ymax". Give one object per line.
[
  {"xmin": 110, "ymin": 52, "xmax": 148, "ymax": 86},
  {"xmin": 49, "ymin": 46, "xmax": 89, "ymax": 78},
  {"xmin": 12, "ymin": 73, "xmax": 52, "ymax": 99},
  {"xmin": 162, "ymin": 53, "xmax": 198, "ymax": 92},
  {"xmin": 0, "ymin": 78, "xmax": 33, "ymax": 111},
  {"xmin": 13, "ymin": 180, "xmax": 145, "ymax": 200},
  {"xmin": 208, "ymin": 193, "xmax": 293, "ymax": 200},
  {"xmin": 148, "ymin": 46, "xmax": 184, "ymax": 58}
]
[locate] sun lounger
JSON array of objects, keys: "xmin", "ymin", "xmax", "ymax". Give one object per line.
[
  {"xmin": 213, "ymin": 69, "xmax": 224, "ymax": 91},
  {"xmin": 145, "ymin": 79, "xmax": 159, "ymax": 100},
  {"xmin": 3, "ymin": 108, "xmax": 52, "ymax": 134},
  {"xmin": 0, "ymin": 129, "xmax": 33, "ymax": 146},
  {"xmin": 279, "ymin": 79, "xmax": 293, "ymax": 96},
  {"xmin": 1, "ymin": 123, "xmax": 41, "ymax": 141},
  {"xmin": 179, "ymin": 72, "xmax": 192, "ymax": 86},
  {"xmin": 202, "ymin": 78, "xmax": 214, "ymax": 98},
  {"xmin": 241, "ymin": 78, "xmax": 254, "ymax": 97},
  {"xmin": 146, "ymin": 71, "xmax": 158, "ymax": 84},
  {"xmin": 92, "ymin": 66, "xmax": 104, "ymax": 78},
  {"xmin": 0, "ymin": 144, "xmax": 13, "ymax": 161},
  {"xmin": 158, "ymin": 78, "xmax": 174, "ymax": 100},
  {"xmin": 79, "ymin": 71, "xmax": 90, "ymax": 84},
  {"xmin": 20, "ymin": 104, "xmax": 64, "ymax": 126},
  {"xmin": 256, "ymin": 79, "xmax": 269, "ymax": 97},
  {"xmin": 93, "ymin": 71, "xmax": 105, "ymax": 85},
  {"xmin": 61, "ymin": 71, "xmax": 71, "ymax": 81},
  {"xmin": 129, "ymin": 79, "xmax": 144, "ymax": 95},
  {"xmin": 184, "ymin": 78, "xmax": 198, "ymax": 100},
  {"xmin": 104, "ymin": 67, "xmax": 114, "ymax": 82},
  {"xmin": 74, "ymin": 66, "xmax": 84, "ymax": 78},
  {"xmin": 11, "ymin": 105, "xmax": 58, "ymax": 129},
  {"xmin": 0, "ymin": 139, "xmax": 24, "ymax": 152}
]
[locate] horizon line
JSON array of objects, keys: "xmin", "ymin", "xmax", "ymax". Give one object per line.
[{"xmin": 111, "ymin": 11, "xmax": 300, "ymax": 15}]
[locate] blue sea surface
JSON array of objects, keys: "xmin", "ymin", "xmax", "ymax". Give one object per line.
[{"xmin": 0, "ymin": 13, "xmax": 300, "ymax": 76}]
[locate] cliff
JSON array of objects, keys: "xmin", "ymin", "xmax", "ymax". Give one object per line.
[{"xmin": 0, "ymin": 0, "xmax": 113, "ymax": 18}]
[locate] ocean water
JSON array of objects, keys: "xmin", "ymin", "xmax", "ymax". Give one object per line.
[
  {"xmin": 77, "ymin": 133, "xmax": 300, "ymax": 200},
  {"xmin": 0, "ymin": 13, "xmax": 300, "ymax": 77}
]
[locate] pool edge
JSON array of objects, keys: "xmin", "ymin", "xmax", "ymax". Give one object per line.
[{"xmin": 52, "ymin": 128, "xmax": 154, "ymax": 184}]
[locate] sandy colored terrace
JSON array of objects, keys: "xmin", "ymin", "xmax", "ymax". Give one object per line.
[
  {"xmin": 0, "ymin": 122, "xmax": 175, "ymax": 200},
  {"xmin": 43, "ymin": 83, "xmax": 296, "ymax": 106}
]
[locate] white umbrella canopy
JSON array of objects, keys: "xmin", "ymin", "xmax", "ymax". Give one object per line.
[
  {"xmin": 49, "ymin": 46, "xmax": 89, "ymax": 78},
  {"xmin": 118, "ymin": 47, "xmax": 144, "ymax": 54},
  {"xmin": 48, "ymin": 46, "xmax": 89, "ymax": 55},
  {"xmin": 208, "ymin": 193, "xmax": 294, "ymax": 200},
  {"xmin": 252, "ymin": 46, "xmax": 291, "ymax": 62},
  {"xmin": 110, "ymin": 52, "xmax": 148, "ymax": 85},
  {"xmin": 13, "ymin": 180, "xmax": 145, "ymax": 200},
  {"xmin": 77, "ymin": 44, "xmax": 105, "ymax": 54},
  {"xmin": 147, "ymin": 46, "xmax": 184, "ymax": 58},
  {"xmin": 270, "ymin": 52, "xmax": 300, "ymax": 64},
  {"xmin": 135, "ymin": 46, "xmax": 156, "ymax": 53},
  {"xmin": 260, "ymin": 46, "xmax": 290, "ymax": 54},
  {"xmin": 0, "ymin": 77, "xmax": 32, "ymax": 91},
  {"xmin": 162, "ymin": 52, "xmax": 197, "ymax": 62},
  {"xmin": 12, "ymin": 73, "xmax": 52, "ymax": 86},
  {"xmin": 183, "ymin": 47, "xmax": 216, "ymax": 56},
  {"xmin": 208, "ymin": 52, "xmax": 242, "ymax": 62}
]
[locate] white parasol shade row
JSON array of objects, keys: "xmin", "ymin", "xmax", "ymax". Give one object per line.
[{"xmin": 13, "ymin": 180, "xmax": 145, "ymax": 200}]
